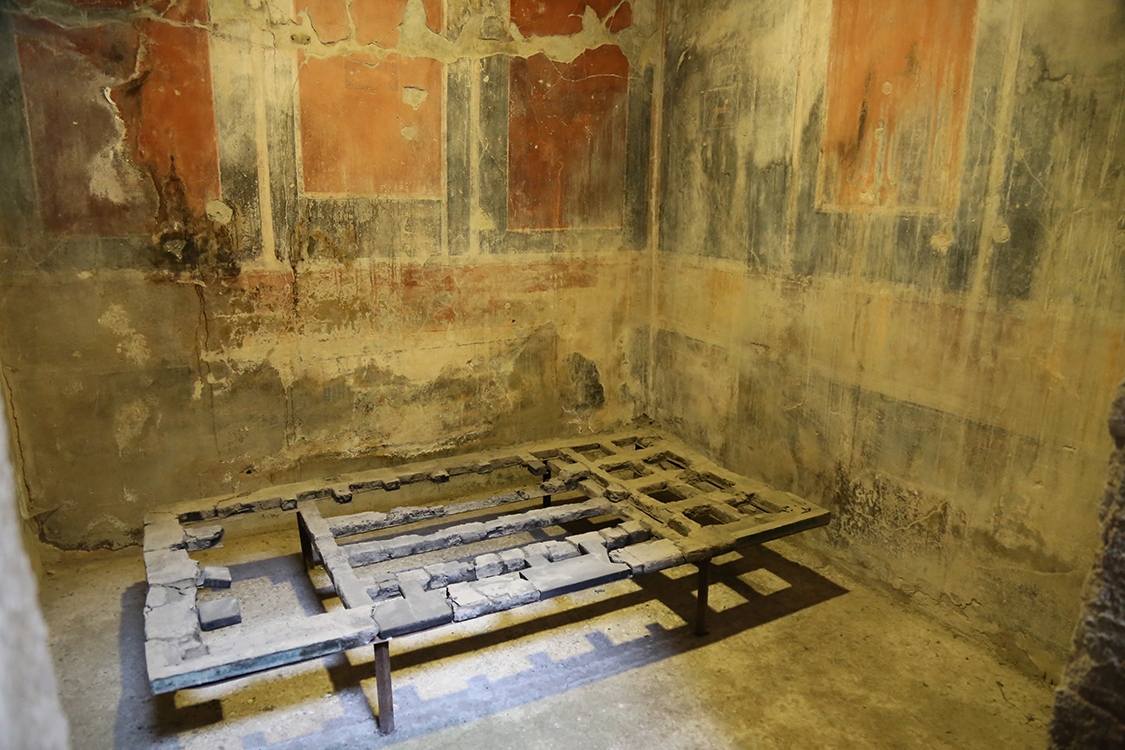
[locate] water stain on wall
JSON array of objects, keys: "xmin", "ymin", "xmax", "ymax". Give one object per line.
[{"xmin": 563, "ymin": 351, "xmax": 606, "ymax": 411}]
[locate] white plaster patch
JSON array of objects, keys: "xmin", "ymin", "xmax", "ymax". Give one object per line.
[
  {"xmin": 98, "ymin": 304, "xmax": 151, "ymax": 364},
  {"xmin": 206, "ymin": 199, "xmax": 234, "ymax": 225},
  {"xmin": 402, "ymin": 86, "xmax": 428, "ymax": 109},
  {"xmin": 88, "ymin": 87, "xmax": 147, "ymax": 207},
  {"xmin": 114, "ymin": 398, "xmax": 150, "ymax": 452},
  {"xmin": 87, "ymin": 144, "xmax": 131, "ymax": 205},
  {"xmin": 401, "ymin": 125, "xmax": 418, "ymax": 141},
  {"xmin": 930, "ymin": 232, "xmax": 955, "ymax": 254}
]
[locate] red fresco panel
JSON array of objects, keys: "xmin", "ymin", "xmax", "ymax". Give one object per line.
[
  {"xmin": 351, "ymin": 0, "xmax": 443, "ymax": 47},
  {"xmin": 507, "ymin": 46, "xmax": 629, "ymax": 230},
  {"xmin": 298, "ymin": 52, "xmax": 444, "ymax": 197},
  {"xmin": 15, "ymin": 12, "xmax": 219, "ymax": 235},
  {"xmin": 820, "ymin": 0, "xmax": 978, "ymax": 211},
  {"xmin": 112, "ymin": 19, "xmax": 221, "ymax": 214},
  {"xmin": 511, "ymin": 0, "xmax": 631, "ymax": 37}
]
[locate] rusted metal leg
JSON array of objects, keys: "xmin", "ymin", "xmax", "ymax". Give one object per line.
[
  {"xmin": 695, "ymin": 558, "xmax": 711, "ymax": 637},
  {"xmin": 374, "ymin": 639, "xmax": 394, "ymax": 734},
  {"xmin": 297, "ymin": 512, "xmax": 314, "ymax": 570}
]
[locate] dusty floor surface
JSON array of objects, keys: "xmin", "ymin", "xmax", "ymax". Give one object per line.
[{"xmin": 39, "ymin": 520, "xmax": 1054, "ymax": 750}]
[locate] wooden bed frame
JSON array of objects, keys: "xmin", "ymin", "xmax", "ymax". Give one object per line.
[{"xmin": 142, "ymin": 429, "xmax": 830, "ymax": 734}]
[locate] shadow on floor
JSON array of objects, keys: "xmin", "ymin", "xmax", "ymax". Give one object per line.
[{"xmin": 114, "ymin": 543, "xmax": 847, "ymax": 749}]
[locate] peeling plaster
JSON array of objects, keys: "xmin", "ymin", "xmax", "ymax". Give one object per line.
[
  {"xmin": 97, "ymin": 304, "xmax": 151, "ymax": 364},
  {"xmin": 199, "ymin": 0, "xmax": 666, "ymax": 68},
  {"xmin": 401, "ymin": 85, "xmax": 427, "ymax": 108},
  {"xmin": 88, "ymin": 88, "xmax": 147, "ymax": 206},
  {"xmin": 112, "ymin": 397, "xmax": 151, "ymax": 452}
]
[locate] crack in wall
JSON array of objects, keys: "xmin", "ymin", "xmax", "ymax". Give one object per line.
[
  {"xmin": 0, "ymin": 365, "xmax": 36, "ymax": 523},
  {"xmin": 193, "ymin": 282, "xmax": 222, "ymax": 462}
]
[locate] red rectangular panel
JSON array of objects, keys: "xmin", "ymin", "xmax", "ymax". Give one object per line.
[
  {"xmin": 15, "ymin": 14, "xmax": 219, "ymax": 234},
  {"xmin": 298, "ymin": 52, "xmax": 444, "ymax": 197},
  {"xmin": 820, "ymin": 0, "xmax": 978, "ymax": 211},
  {"xmin": 508, "ymin": 46, "xmax": 629, "ymax": 230},
  {"xmin": 113, "ymin": 19, "xmax": 222, "ymax": 214}
]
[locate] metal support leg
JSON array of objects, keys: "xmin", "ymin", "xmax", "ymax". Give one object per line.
[
  {"xmin": 374, "ymin": 640, "xmax": 394, "ymax": 734},
  {"xmin": 695, "ymin": 559, "xmax": 711, "ymax": 637},
  {"xmin": 297, "ymin": 512, "xmax": 315, "ymax": 570}
]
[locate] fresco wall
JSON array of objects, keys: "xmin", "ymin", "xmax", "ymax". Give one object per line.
[
  {"xmin": 7, "ymin": 0, "xmax": 1125, "ymax": 686},
  {"xmin": 655, "ymin": 0, "xmax": 1125, "ymax": 678},
  {"xmin": 0, "ymin": 0, "xmax": 661, "ymax": 549}
]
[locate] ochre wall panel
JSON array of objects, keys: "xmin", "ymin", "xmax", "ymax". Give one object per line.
[
  {"xmin": 819, "ymin": 0, "xmax": 978, "ymax": 211},
  {"xmin": 298, "ymin": 52, "xmax": 443, "ymax": 197},
  {"xmin": 658, "ymin": 0, "xmax": 1125, "ymax": 681}
]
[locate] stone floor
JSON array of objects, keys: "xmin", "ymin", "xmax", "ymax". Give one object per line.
[{"xmin": 39, "ymin": 523, "xmax": 1055, "ymax": 749}]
